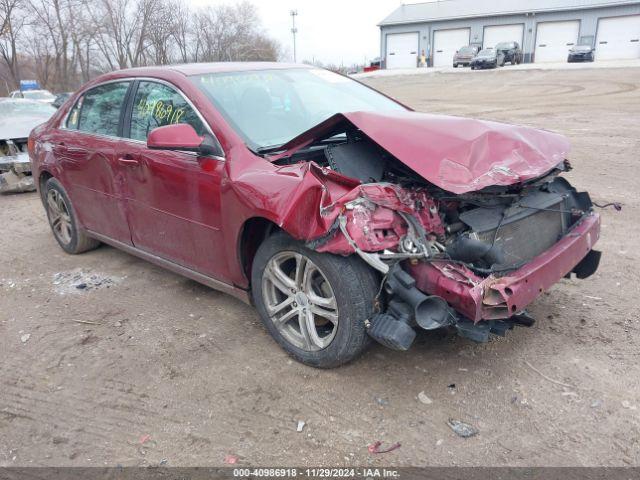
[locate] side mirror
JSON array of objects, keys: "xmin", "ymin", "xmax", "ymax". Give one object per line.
[{"xmin": 147, "ymin": 123, "xmax": 223, "ymax": 157}]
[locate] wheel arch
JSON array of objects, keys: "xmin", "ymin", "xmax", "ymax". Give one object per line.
[
  {"xmin": 38, "ymin": 169, "xmax": 55, "ymax": 204},
  {"xmin": 237, "ymin": 216, "xmax": 282, "ymax": 285}
]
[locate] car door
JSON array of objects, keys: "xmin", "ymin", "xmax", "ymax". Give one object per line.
[
  {"xmin": 54, "ymin": 81, "xmax": 133, "ymax": 244},
  {"xmin": 117, "ymin": 79, "xmax": 229, "ymax": 281}
]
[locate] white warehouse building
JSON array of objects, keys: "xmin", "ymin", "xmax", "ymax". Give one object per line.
[{"xmin": 379, "ymin": 0, "xmax": 640, "ymax": 68}]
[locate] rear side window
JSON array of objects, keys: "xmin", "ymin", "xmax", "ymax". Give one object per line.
[
  {"xmin": 68, "ymin": 82, "xmax": 130, "ymax": 136},
  {"xmin": 129, "ymin": 81, "xmax": 206, "ymax": 142}
]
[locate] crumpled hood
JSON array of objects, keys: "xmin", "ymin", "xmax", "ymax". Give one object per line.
[{"xmin": 274, "ymin": 111, "xmax": 571, "ymax": 194}]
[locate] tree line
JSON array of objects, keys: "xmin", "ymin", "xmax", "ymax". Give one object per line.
[{"xmin": 0, "ymin": 0, "xmax": 281, "ymax": 94}]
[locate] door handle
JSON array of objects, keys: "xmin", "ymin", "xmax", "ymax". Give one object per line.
[{"xmin": 117, "ymin": 155, "xmax": 139, "ymax": 166}]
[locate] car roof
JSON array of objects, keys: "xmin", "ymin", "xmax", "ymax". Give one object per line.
[
  {"xmin": 75, "ymin": 62, "xmax": 318, "ymax": 96},
  {"xmin": 106, "ymin": 62, "xmax": 310, "ymax": 78}
]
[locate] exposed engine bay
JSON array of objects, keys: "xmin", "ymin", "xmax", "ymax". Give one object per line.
[
  {"xmin": 0, "ymin": 138, "xmax": 35, "ymax": 194},
  {"xmin": 269, "ymin": 124, "xmax": 603, "ymax": 349},
  {"xmin": 273, "ymin": 129, "xmax": 591, "ymax": 276}
]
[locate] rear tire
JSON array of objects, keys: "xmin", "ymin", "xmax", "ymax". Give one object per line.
[
  {"xmin": 44, "ymin": 178, "xmax": 100, "ymax": 254},
  {"xmin": 251, "ymin": 232, "xmax": 379, "ymax": 368}
]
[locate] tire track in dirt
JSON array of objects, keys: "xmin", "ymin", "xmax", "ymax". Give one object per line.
[
  {"xmin": 0, "ymin": 371, "xmax": 187, "ymax": 438},
  {"xmin": 2, "ymin": 382, "xmax": 159, "ymax": 438},
  {"xmin": 520, "ymin": 83, "xmax": 586, "ymax": 96},
  {"xmin": 584, "ymin": 81, "xmax": 638, "ymax": 97}
]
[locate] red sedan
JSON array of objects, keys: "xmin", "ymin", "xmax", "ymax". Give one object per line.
[{"xmin": 29, "ymin": 63, "xmax": 601, "ymax": 367}]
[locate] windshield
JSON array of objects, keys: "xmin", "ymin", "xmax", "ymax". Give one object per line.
[
  {"xmin": 572, "ymin": 45, "xmax": 592, "ymax": 52},
  {"xmin": 496, "ymin": 42, "xmax": 514, "ymax": 50},
  {"xmin": 477, "ymin": 49, "xmax": 495, "ymax": 57},
  {"xmin": 191, "ymin": 68, "xmax": 406, "ymax": 150},
  {"xmin": 458, "ymin": 47, "xmax": 475, "ymax": 55},
  {"xmin": 0, "ymin": 100, "xmax": 56, "ymax": 118},
  {"xmin": 22, "ymin": 90, "xmax": 55, "ymax": 100}
]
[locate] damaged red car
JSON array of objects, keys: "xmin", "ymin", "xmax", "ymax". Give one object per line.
[{"xmin": 29, "ymin": 63, "xmax": 601, "ymax": 367}]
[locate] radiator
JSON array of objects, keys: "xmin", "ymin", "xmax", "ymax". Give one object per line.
[{"xmin": 471, "ymin": 203, "xmax": 565, "ymax": 268}]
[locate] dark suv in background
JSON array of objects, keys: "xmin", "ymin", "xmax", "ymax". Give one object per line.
[
  {"xmin": 453, "ymin": 46, "xmax": 480, "ymax": 67},
  {"xmin": 495, "ymin": 42, "xmax": 523, "ymax": 65}
]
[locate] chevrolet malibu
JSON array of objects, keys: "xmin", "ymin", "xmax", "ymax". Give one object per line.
[{"xmin": 29, "ymin": 63, "xmax": 601, "ymax": 367}]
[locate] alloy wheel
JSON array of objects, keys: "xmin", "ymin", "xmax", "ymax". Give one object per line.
[
  {"xmin": 262, "ymin": 251, "xmax": 339, "ymax": 351},
  {"xmin": 47, "ymin": 189, "xmax": 73, "ymax": 245}
]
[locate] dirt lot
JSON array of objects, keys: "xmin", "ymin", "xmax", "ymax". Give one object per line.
[{"xmin": 1, "ymin": 67, "xmax": 639, "ymax": 467}]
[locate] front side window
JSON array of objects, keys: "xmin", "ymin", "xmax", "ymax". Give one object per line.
[
  {"xmin": 129, "ymin": 81, "xmax": 206, "ymax": 142},
  {"xmin": 73, "ymin": 82, "xmax": 130, "ymax": 136}
]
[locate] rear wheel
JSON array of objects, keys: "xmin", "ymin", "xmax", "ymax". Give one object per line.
[
  {"xmin": 45, "ymin": 178, "xmax": 100, "ymax": 254},
  {"xmin": 251, "ymin": 233, "xmax": 378, "ymax": 368}
]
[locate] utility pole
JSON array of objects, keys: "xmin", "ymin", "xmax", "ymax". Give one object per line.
[{"xmin": 290, "ymin": 10, "xmax": 298, "ymax": 63}]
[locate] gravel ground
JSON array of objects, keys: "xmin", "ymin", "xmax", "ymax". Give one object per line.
[{"xmin": 1, "ymin": 66, "xmax": 639, "ymax": 467}]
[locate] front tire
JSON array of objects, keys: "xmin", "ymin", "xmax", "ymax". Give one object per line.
[
  {"xmin": 251, "ymin": 233, "xmax": 379, "ymax": 368},
  {"xmin": 44, "ymin": 178, "xmax": 100, "ymax": 254}
]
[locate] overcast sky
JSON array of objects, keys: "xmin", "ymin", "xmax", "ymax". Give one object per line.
[{"xmin": 188, "ymin": 0, "xmax": 423, "ymax": 66}]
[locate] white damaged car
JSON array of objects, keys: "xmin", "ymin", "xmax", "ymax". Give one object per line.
[{"xmin": 0, "ymin": 98, "xmax": 55, "ymax": 193}]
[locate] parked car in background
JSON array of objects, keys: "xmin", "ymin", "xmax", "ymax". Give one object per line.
[
  {"xmin": 29, "ymin": 63, "xmax": 601, "ymax": 367},
  {"xmin": 453, "ymin": 46, "xmax": 480, "ymax": 67},
  {"xmin": 1, "ymin": 98, "xmax": 55, "ymax": 193},
  {"xmin": 52, "ymin": 92, "xmax": 73, "ymax": 109},
  {"xmin": 470, "ymin": 48, "xmax": 505, "ymax": 69},
  {"xmin": 568, "ymin": 45, "xmax": 595, "ymax": 62},
  {"xmin": 9, "ymin": 89, "xmax": 56, "ymax": 104},
  {"xmin": 364, "ymin": 57, "xmax": 382, "ymax": 72},
  {"xmin": 495, "ymin": 42, "xmax": 523, "ymax": 65}
]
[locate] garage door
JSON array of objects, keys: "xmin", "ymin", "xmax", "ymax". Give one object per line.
[
  {"xmin": 483, "ymin": 24, "xmax": 524, "ymax": 49},
  {"xmin": 535, "ymin": 21, "xmax": 580, "ymax": 62},
  {"xmin": 433, "ymin": 28, "xmax": 470, "ymax": 67},
  {"xmin": 596, "ymin": 15, "xmax": 640, "ymax": 60},
  {"xmin": 386, "ymin": 32, "xmax": 419, "ymax": 69}
]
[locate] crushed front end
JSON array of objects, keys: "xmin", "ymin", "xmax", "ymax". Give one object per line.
[
  {"xmin": 309, "ymin": 174, "xmax": 601, "ymax": 349},
  {"xmin": 267, "ymin": 112, "xmax": 604, "ymax": 350}
]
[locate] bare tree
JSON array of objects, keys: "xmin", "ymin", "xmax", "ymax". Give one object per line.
[
  {"xmin": 146, "ymin": 0, "xmax": 174, "ymax": 65},
  {"xmin": 171, "ymin": 0, "xmax": 190, "ymax": 64},
  {"xmin": 0, "ymin": 0, "xmax": 26, "ymax": 89},
  {"xmin": 192, "ymin": 2, "xmax": 279, "ymax": 63},
  {"xmin": 27, "ymin": 0, "xmax": 91, "ymax": 90},
  {"xmin": 1, "ymin": 0, "xmax": 280, "ymax": 92}
]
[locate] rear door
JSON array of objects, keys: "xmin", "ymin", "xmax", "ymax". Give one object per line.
[
  {"xmin": 117, "ymin": 79, "xmax": 229, "ymax": 281},
  {"xmin": 55, "ymin": 81, "xmax": 133, "ymax": 244}
]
